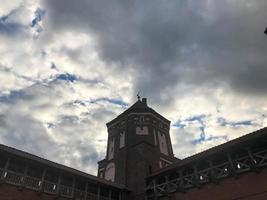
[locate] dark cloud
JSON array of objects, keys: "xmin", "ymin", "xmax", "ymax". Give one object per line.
[{"xmin": 42, "ymin": 0, "xmax": 267, "ymax": 104}]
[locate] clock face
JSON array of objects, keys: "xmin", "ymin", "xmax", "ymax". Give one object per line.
[{"xmin": 136, "ymin": 126, "xmax": 149, "ymax": 135}]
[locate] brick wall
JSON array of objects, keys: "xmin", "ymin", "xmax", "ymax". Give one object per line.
[
  {"xmin": 170, "ymin": 169, "xmax": 267, "ymax": 200},
  {"xmin": 0, "ymin": 184, "xmax": 69, "ymax": 200}
]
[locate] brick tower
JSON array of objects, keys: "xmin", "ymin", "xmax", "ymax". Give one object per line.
[{"xmin": 98, "ymin": 98, "xmax": 177, "ymax": 199}]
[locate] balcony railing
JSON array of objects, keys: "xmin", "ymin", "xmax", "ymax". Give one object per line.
[
  {"xmin": 24, "ymin": 176, "xmax": 41, "ymax": 190},
  {"xmin": 60, "ymin": 184, "xmax": 73, "ymax": 197},
  {"xmin": 146, "ymin": 148, "xmax": 267, "ymax": 197},
  {"xmin": 43, "ymin": 180, "xmax": 57, "ymax": 194},
  {"xmin": 5, "ymin": 171, "xmax": 23, "ymax": 186},
  {"xmin": 86, "ymin": 192, "xmax": 98, "ymax": 200},
  {"xmin": 0, "ymin": 169, "xmax": 122, "ymax": 200}
]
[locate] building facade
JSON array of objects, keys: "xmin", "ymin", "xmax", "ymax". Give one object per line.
[
  {"xmin": 0, "ymin": 98, "xmax": 267, "ymax": 200},
  {"xmin": 97, "ymin": 98, "xmax": 178, "ymax": 199}
]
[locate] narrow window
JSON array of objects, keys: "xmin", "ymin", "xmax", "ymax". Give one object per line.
[
  {"xmin": 108, "ymin": 138, "xmax": 114, "ymax": 160},
  {"xmin": 158, "ymin": 131, "xmax": 169, "ymax": 155},
  {"xmin": 119, "ymin": 132, "xmax": 125, "ymax": 148},
  {"xmin": 153, "ymin": 129, "xmax": 157, "ymax": 145}
]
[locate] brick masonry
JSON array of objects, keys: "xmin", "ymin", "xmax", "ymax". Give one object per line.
[
  {"xmin": 170, "ymin": 169, "xmax": 267, "ymax": 200},
  {"xmin": 0, "ymin": 184, "xmax": 69, "ymax": 200}
]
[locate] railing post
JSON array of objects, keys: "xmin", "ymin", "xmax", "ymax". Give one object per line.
[
  {"xmin": 84, "ymin": 181, "xmax": 88, "ymax": 200},
  {"xmin": 247, "ymin": 148, "xmax": 260, "ymax": 172},
  {"xmin": 1, "ymin": 157, "xmax": 10, "ymax": 182},
  {"xmin": 193, "ymin": 165, "xmax": 200, "ymax": 188},
  {"xmin": 227, "ymin": 153, "xmax": 237, "ymax": 178},
  {"xmin": 208, "ymin": 160, "xmax": 218, "ymax": 184},
  {"xmin": 19, "ymin": 162, "xmax": 29, "ymax": 189},
  {"xmin": 119, "ymin": 191, "xmax": 122, "ymax": 200},
  {"xmin": 37, "ymin": 168, "xmax": 47, "ymax": 197},
  {"xmin": 152, "ymin": 179, "xmax": 158, "ymax": 199},
  {"xmin": 72, "ymin": 176, "xmax": 76, "ymax": 198},
  {"xmin": 56, "ymin": 173, "xmax": 61, "ymax": 196},
  {"xmin": 178, "ymin": 170, "xmax": 184, "ymax": 192},
  {"xmin": 97, "ymin": 184, "xmax": 100, "ymax": 200},
  {"xmin": 108, "ymin": 188, "xmax": 112, "ymax": 200},
  {"xmin": 39, "ymin": 168, "xmax": 46, "ymax": 193}
]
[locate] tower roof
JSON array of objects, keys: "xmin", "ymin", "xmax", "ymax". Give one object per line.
[{"xmin": 106, "ymin": 98, "xmax": 170, "ymax": 127}]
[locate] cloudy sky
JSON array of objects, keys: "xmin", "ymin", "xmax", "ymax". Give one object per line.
[{"xmin": 0, "ymin": 0, "xmax": 267, "ymax": 175}]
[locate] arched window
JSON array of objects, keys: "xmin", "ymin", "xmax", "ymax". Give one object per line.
[{"xmin": 105, "ymin": 162, "xmax": 115, "ymax": 182}]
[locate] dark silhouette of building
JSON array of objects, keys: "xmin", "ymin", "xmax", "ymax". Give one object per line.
[
  {"xmin": 0, "ymin": 98, "xmax": 267, "ymax": 200},
  {"xmin": 97, "ymin": 98, "xmax": 178, "ymax": 199}
]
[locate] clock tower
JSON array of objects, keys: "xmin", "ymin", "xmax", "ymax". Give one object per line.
[{"xmin": 98, "ymin": 98, "xmax": 177, "ymax": 199}]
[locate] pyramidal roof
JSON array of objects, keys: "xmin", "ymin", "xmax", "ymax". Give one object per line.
[{"xmin": 106, "ymin": 98, "xmax": 170, "ymax": 127}]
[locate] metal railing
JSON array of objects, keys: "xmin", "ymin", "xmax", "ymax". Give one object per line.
[
  {"xmin": 146, "ymin": 148, "xmax": 267, "ymax": 197},
  {"xmin": 59, "ymin": 184, "xmax": 73, "ymax": 197},
  {"xmin": 86, "ymin": 192, "xmax": 98, "ymax": 200},
  {"xmin": 24, "ymin": 176, "xmax": 41, "ymax": 190},
  {"xmin": 5, "ymin": 171, "xmax": 23, "ymax": 186},
  {"xmin": 0, "ymin": 168, "xmax": 123, "ymax": 200},
  {"xmin": 43, "ymin": 180, "xmax": 57, "ymax": 194}
]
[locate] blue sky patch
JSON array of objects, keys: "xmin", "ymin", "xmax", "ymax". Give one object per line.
[
  {"xmin": 55, "ymin": 73, "xmax": 78, "ymax": 82},
  {"xmin": 31, "ymin": 8, "xmax": 45, "ymax": 27},
  {"xmin": 185, "ymin": 114, "xmax": 206, "ymax": 123},
  {"xmin": 0, "ymin": 18, "xmax": 24, "ymax": 36},
  {"xmin": 31, "ymin": 8, "xmax": 45, "ymax": 33},
  {"xmin": 172, "ymin": 120, "xmax": 186, "ymax": 128},
  {"xmin": 192, "ymin": 134, "xmax": 228, "ymax": 145},
  {"xmin": 217, "ymin": 117, "xmax": 253, "ymax": 127},
  {"xmin": 89, "ymin": 98, "xmax": 128, "ymax": 108},
  {"xmin": 173, "ymin": 114, "xmax": 207, "ymax": 129},
  {"xmin": 0, "ymin": 8, "xmax": 26, "ymax": 36},
  {"xmin": 0, "ymin": 90, "xmax": 29, "ymax": 103}
]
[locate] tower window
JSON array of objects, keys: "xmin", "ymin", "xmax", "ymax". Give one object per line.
[
  {"xmin": 140, "ymin": 116, "xmax": 145, "ymax": 122},
  {"xmin": 119, "ymin": 132, "xmax": 125, "ymax": 148},
  {"xmin": 153, "ymin": 129, "xmax": 157, "ymax": 145},
  {"xmin": 158, "ymin": 131, "xmax": 169, "ymax": 155},
  {"xmin": 108, "ymin": 138, "xmax": 115, "ymax": 160}
]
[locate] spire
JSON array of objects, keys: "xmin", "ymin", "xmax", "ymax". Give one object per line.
[{"xmin": 137, "ymin": 92, "xmax": 141, "ymax": 101}]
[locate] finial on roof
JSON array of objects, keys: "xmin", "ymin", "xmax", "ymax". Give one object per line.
[{"xmin": 137, "ymin": 92, "xmax": 141, "ymax": 101}]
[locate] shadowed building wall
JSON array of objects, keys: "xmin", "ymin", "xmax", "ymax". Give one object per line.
[
  {"xmin": 146, "ymin": 128, "xmax": 267, "ymax": 200},
  {"xmin": 98, "ymin": 98, "xmax": 178, "ymax": 199}
]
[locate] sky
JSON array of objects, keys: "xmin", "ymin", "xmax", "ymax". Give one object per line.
[{"xmin": 0, "ymin": 0, "xmax": 267, "ymax": 175}]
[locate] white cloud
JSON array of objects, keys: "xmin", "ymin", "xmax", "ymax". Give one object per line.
[{"xmin": 0, "ymin": 0, "xmax": 266, "ymax": 175}]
